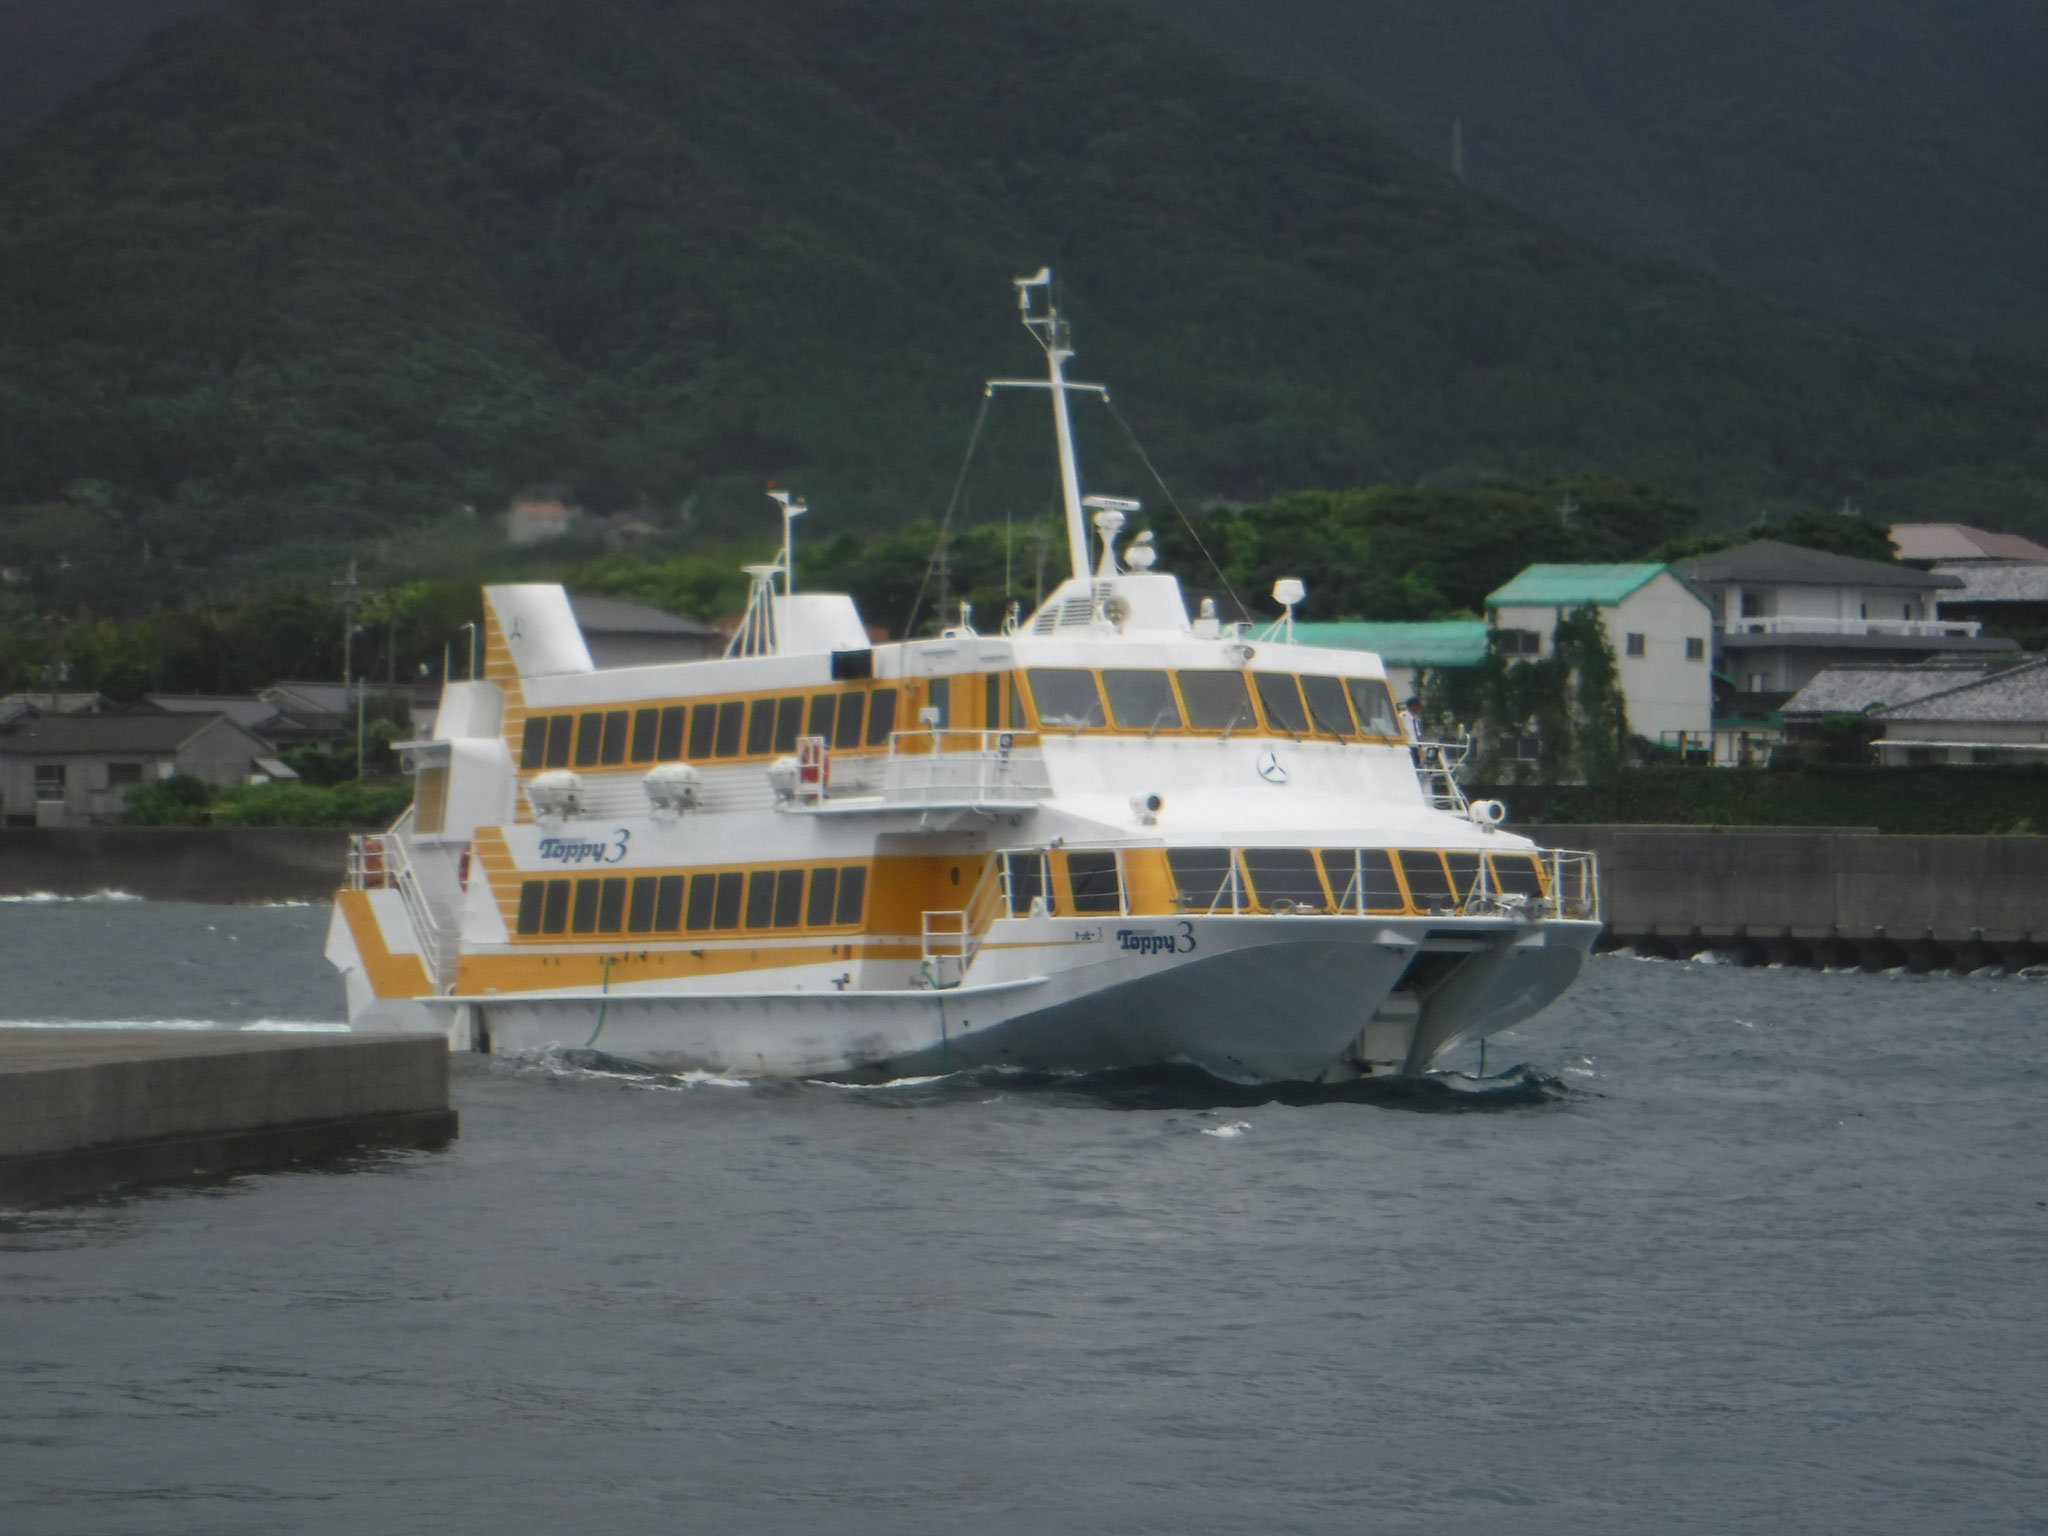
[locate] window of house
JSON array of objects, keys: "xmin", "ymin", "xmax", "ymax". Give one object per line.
[
  {"xmin": 1739, "ymin": 590, "xmax": 1763, "ymax": 618},
  {"xmin": 106, "ymin": 762, "xmax": 144, "ymax": 788},
  {"xmin": 1492, "ymin": 628, "xmax": 1541, "ymax": 656},
  {"xmin": 1625, "ymin": 633, "xmax": 1646, "ymax": 656},
  {"xmin": 1685, "ymin": 638, "xmax": 1705, "ymax": 660},
  {"xmin": 32, "ymin": 764, "xmax": 64, "ymax": 797},
  {"xmin": 1746, "ymin": 673, "xmax": 1768, "ymax": 692}
]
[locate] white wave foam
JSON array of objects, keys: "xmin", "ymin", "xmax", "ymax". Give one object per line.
[
  {"xmin": 0, "ymin": 889, "xmax": 143, "ymax": 904},
  {"xmin": 0, "ymin": 1019, "xmax": 345, "ymax": 1032},
  {"xmin": 808, "ymin": 1074, "xmax": 951, "ymax": 1090},
  {"xmin": 1201, "ymin": 1121, "xmax": 1252, "ymax": 1138}
]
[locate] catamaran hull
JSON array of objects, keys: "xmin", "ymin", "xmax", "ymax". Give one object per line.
[{"xmin": 369, "ymin": 916, "xmax": 1600, "ymax": 1082}]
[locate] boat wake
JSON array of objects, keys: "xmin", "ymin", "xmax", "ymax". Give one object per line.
[{"xmin": 502, "ymin": 1045, "xmax": 1569, "ymax": 1113}]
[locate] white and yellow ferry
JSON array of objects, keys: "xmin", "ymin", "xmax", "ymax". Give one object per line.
[{"xmin": 327, "ymin": 273, "xmax": 1600, "ymax": 1081}]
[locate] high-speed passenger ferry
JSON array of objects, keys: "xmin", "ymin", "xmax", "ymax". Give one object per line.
[{"xmin": 327, "ymin": 272, "xmax": 1600, "ymax": 1080}]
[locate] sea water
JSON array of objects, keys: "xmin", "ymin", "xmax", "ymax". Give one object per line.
[{"xmin": 1, "ymin": 900, "xmax": 2044, "ymax": 1534}]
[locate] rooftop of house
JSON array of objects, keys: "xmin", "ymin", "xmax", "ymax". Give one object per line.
[
  {"xmin": 568, "ymin": 592, "xmax": 722, "ymax": 637},
  {"xmin": 1674, "ymin": 539, "xmax": 1959, "ymax": 591},
  {"xmin": 1930, "ymin": 562, "xmax": 2048, "ymax": 605},
  {"xmin": 0, "ymin": 711, "xmax": 262, "ymax": 755},
  {"xmin": 1877, "ymin": 658, "xmax": 2048, "ymax": 724},
  {"xmin": 1781, "ymin": 661, "xmax": 2018, "ymax": 717},
  {"xmin": 1484, "ymin": 563, "xmax": 1702, "ymax": 610},
  {"xmin": 0, "ymin": 691, "xmax": 115, "ymax": 721},
  {"xmin": 1890, "ymin": 522, "xmax": 2048, "ymax": 563},
  {"xmin": 1289, "ymin": 620, "xmax": 1490, "ymax": 668},
  {"xmin": 143, "ymin": 694, "xmax": 285, "ymax": 730}
]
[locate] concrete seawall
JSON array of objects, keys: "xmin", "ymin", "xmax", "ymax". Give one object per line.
[
  {"xmin": 0, "ymin": 1030, "xmax": 456, "ymax": 1207},
  {"xmin": 0, "ymin": 827, "xmax": 351, "ymax": 903},
  {"xmin": 1522, "ymin": 825, "xmax": 2048, "ymax": 970}
]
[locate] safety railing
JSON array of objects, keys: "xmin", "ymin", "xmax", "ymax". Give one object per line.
[
  {"xmin": 1171, "ymin": 845, "xmax": 1599, "ymax": 923},
  {"xmin": 1412, "ymin": 732, "xmax": 1472, "ymax": 814},
  {"xmin": 882, "ymin": 729, "xmax": 1051, "ymax": 807},
  {"xmin": 347, "ymin": 811, "xmax": 459, "ymax": 992}
]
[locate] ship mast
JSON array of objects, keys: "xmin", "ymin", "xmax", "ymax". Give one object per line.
[{"xmin": 1014, "ymin": 269, "xmax": 1092, "ymax": 583}]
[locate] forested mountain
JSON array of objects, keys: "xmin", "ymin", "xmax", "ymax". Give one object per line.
[
  {"xmin": 3, "ymin": 0, "xmax": 2047, "ymax": 611},
  {"xmin": 1140, "ymin": 0, "xmax": 2048, "ymax": 355}
]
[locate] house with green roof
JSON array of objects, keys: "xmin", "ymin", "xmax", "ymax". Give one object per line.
[
  {"xmin": 1288, "ymin": 620, "xmax": 1489, "ymax": 704},
  {"xmin": 1485, "ymin": 563, "xmax": 1714, "ymax": 751}
]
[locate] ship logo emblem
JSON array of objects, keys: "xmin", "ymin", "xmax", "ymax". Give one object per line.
[{"xmin": 1256, "ymin": 750, "xmax": 1288, "ymax": 784}]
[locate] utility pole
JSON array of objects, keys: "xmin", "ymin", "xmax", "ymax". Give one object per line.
[{"xmin": 334, "ymin": 560, "xmax": 364, "ymax": 781}]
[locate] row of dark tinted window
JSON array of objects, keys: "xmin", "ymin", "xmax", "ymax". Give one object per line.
[
  {"xmin": 519, "ymin": 689, "xmax": 900, "ymax": 770},
  {"xmin": 1166, "ymin": 847, "xmax": 1546, "ymax": 913},
  {"xmin": 515, "ymin": 865, "xmax": 868, "ymax": 937},
  {"xmin": 1024, "ymin": 668, "xmax": 1401, "ymax": 740}
]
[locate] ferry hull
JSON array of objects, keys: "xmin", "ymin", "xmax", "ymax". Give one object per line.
[{"xmin": 424, "ymin": 917, "xmax": 1600, "ymax": 1082}]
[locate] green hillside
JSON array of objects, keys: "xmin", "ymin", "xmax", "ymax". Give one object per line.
[
  {"xmin": 1141, "ymin": 0, "xmax": 2048, "ymax": 356},
  {"xmin": 3, "ymin": 0, "xmax": 2047, "ymax": 610}
]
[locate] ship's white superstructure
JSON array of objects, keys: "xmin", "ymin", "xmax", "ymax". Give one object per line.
[{"xmin": 327, "ymin": 273, "xmax": 1599, "ymax": 1080}]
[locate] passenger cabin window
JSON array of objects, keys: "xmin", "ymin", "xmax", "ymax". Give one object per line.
[
  {"xmin": 1177, "ymin": 672, "xmax": 1256, "ymax": 733},
  {"xmin": 808, "ymin": 693, "xmax": 836, "ymax": 741},
  {"xmin": 1004, "ymin": 852, "xmax": 1047, "ymax": 915},
  {"xmin": 574, "ymin": 712, "xmax": 603, "ymax": 767},
  {"xmin": 657, "ymin": 705, "xmax": 687, "ymax": 759},
  {"xmin": 1396, "ymin": 851, "xmax": 1455, "ymax": 912},
  {"xmin": 1241, "ymin": 848, "xmax": 1326, "ymax": 911},
  {"xmin": 746, "ymin": 700, "xmax": 777, "ymax": 756},
  {"xmin": 688, "ymin": 704, "xmax": 717, "ymax": 759},
  {"xmin": 545, "ymin": 715, "xmax": 573, "ymax": 768},
  {"xmin": 713, "ymin": 701, "xmax": 744, "ymax": 758},
  {"xmin": 1167, "ymin": 846, "xmax": 1240, "ymax": 912},
  {"xmin": 599, "ymin": 710, "xmax": 628, "ymax": 765},
  {"xmin": 1319, "ymin": 849, "xmax": 1405, "ymax": 913},
  {"xmin": 1489, "ymin": 854, "xmax": 1544, "ymax": 898},
  {"xmin": 834, "ymin": 692, "xmax": 865, "ymax": 749},
  {"xmin": 926, "ymin": 678, "xmax": 949, "ymax": 729},
  {"xmin": 1344, "ymin": 679, "xmax": 1399, "ymax": 739},
  {"xmin": 1065, "ymin": 851, "xmax": 1122, "ymax": 913},
  {"xmin": 1102, "ymin": 669, "xmax": 1182, "ymax": 732},
  {"xmin": 867, "ymin": 688, "xmax": 897, "ymax": 744},
  {"xmin": 630, "ymin": 708, "xmax": 659, "ymax": 763},
  {"xmin": 520, "ymin": 718, "xmax": 547, "ymax": 769},
  {"xmin": 1253, "ymin": 674, "xmax": 1310, "ymax": 736},
  {"xmin": 773, "ymin": 697, "xmax": 802, "ymax": 754},
  {"xmin": 1027, "ymin": 669, "xmax": 1106, "ymax": 729}
]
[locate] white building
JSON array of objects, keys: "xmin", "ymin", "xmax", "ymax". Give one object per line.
[
  {"xmin": 1674, "ymin": 539, "xmax": 2011, "ymax": 696},
  {"xmin": 1484, "ymin": 563, "xmax": 1714, "ymax": 750}
]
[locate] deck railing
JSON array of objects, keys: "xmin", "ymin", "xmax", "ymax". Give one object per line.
[{"xmin": 346, "ymin": 811, "xmax": 460, "ymax": 993}]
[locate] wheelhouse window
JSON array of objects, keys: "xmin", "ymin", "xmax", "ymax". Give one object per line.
[
  {"xmin": 1176, "ymin": 671, "xmax": 1256, "ymax": 733},
  {"xmin": 1166, "ymin": 846, "xmax": 1240, "ymax": 913},
  {"xmin": 1298, "ymin": 676, "xmax": 1357, "ymax": 740},
  {"xmin": 1253, "ymin": 673, "xmax": 1310, "ymax": 735},
  {"xmin": 1344, "ymin": 679, "xmax": 1399, "ymax": 738},
  {"xmin": 1027, "ymin": 669, "xmax": 1106, "ymax": 729},
  {"xmin": 1101, "ymin": 669, "xmax": 1182, "ymax": 732}
]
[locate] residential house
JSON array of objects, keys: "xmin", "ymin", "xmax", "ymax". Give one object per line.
[
  {"xmin": 1673, "ymin": 540, "xmax": 2016, "ymax": 696},
  {"xmin": 1928, "ymin": 562, "xmax": 2048, "ymax": 634},
  {"xmin": 0, "ymin": 692, "xmax": 117, "ymax": 727},
  {"xmin": 0, "ymin": 713, "xmax": 283, "ymax": 827},
  {"xmin": 1780, "ymin": 660, "xmax": 2022, "ymax": 741},
  {"xmin": 1867, "ymin": 660, "xmax": 2048, "ymax": 766},
  {"xmin": 1287, "ymin": 620, "xmax": 1489, "ymax": 706},
  {"xmin": 568, "ymin": 593, "xmax": 724, "ymax": 668},
  {"xmin": 1484, "ymin": 564, "xmax": 1714, "ymax": 754},
  {"xmin": 1890, "ymin": 522, "xmax": 2048, "ymax": 565}
]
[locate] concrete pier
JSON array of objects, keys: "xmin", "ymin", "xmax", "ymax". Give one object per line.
[
  {"xmin": 1525, "ymin": 825, "xmax": 2048, "ymax": 971},
  {"xmin": 0, "ymin": 1030, "xmax": 455, "ymax": 1208}
]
